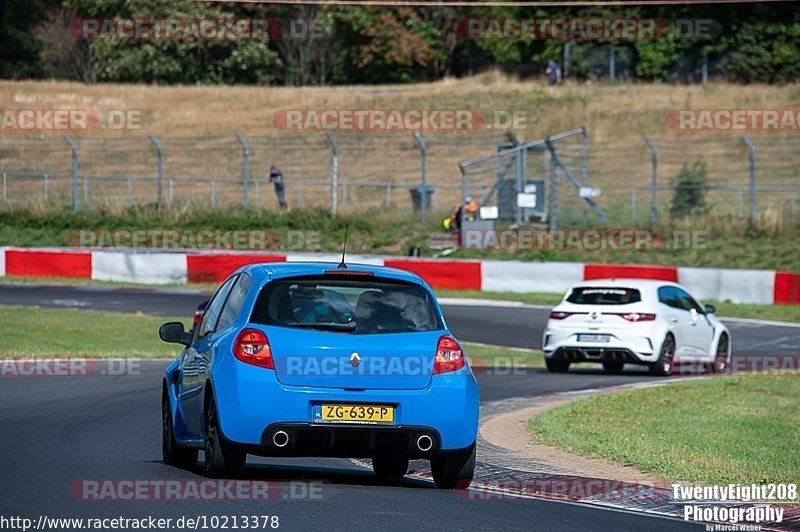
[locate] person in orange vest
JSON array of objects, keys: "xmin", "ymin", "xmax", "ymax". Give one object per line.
[
  {"xmin": 443, "ymin": 196, "xmax": 479, "ymax": 247},
  {"xmin": 463, "ymin": 196, "xmax": 478, "ymax": 221}
]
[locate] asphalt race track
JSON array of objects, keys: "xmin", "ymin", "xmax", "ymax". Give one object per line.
[
  {"xmin": 2, "ymin": 283, "xmax": 798, "ymax": 530},
  {"xmin": 0, "ymin": 361, "xmax": 695, "ymax": 532},
  {"xmin": 1, "ymin": 283, "xmax": 798, "ymax": 357}
]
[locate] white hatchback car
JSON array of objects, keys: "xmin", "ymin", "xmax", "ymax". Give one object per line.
[{"xmin": 543, "ymin": 279, "xmax": 731, "ymax": 376}]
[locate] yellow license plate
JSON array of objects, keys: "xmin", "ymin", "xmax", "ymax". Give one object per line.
[{"xmin": 320, "ymin": 403, "xmax": 394, "ymax": 424}]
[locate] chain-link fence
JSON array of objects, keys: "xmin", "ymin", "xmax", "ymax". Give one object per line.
[
  {"xmin": 458, "ymin": 127, "xmax": 601, "ymax": 228},
  {"xmin": 0, "ymin": 130, "xmax": 504, "ymax": 214},
  {"xmin": 1, "ymin": 130, "xmax": 798, "ymax": 227},
  {"xmin": 627, "ymin": 135, "xmax": 800, "ymax": 226},
  {"xmin": 460, "ymin": 130, "xmax": 799, "ymax": 228}
]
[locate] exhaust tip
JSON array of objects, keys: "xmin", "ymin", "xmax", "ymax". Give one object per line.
[
  {"xmin": 416, "ymin": 434, "xmax": 434, "ymax": 452},
  {"xmin": 272, "ymin": 430, "xmax": 289, "ymax": 448}
]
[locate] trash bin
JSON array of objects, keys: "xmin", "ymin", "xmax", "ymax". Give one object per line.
[{"xmin": 409, "ymin": 186, "xmax": 434, "ymax": 213}]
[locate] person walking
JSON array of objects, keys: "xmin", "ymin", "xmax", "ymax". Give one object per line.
[
  {"xmin": 269, "ymin": 165, "xmax": 289, "ymax": 211},
  {"xmin": 546, "ymin": 59, "xmax": 561, "ymax": 86}
]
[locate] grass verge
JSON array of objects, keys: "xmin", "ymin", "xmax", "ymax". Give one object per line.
[
  {"xmin": 0, "ymin": 305, "xmax": 187, "ymax": 358},
  {"xmin": 0, "ymin": 304, "xmax": 538, "ymax": 367},
  {"xmin": 435, "ymin": 289, "xmax": 563, "ymax": 307},
  {"xmin": 1, "ymin": 274, "xmax": 218, "ymax": 292},
  {"xmin": 1, "ymin": 206, "xmax": 799, "ymax": 271},
  {"xmin": 2, "ymin": 277, "xmax": 799, "ymax": 323},
  {"xmin": 529, "ymin": 375, "xmax": 800, "ymax": 486},
  {"xmin": 463, "ymin": 342, "xmax": 544, "ymax": 368},
  {"xmin": 435, "ymin": 289, "xmax": 800, "ymax": 324}
]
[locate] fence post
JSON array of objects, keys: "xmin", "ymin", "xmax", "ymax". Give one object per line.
[
  {"xmin": 549, "ymin": 143, "xmax": 558, "ymax": 231},
  {"xmin": 127, "ymin": 177, "xmax": 133, "ymax": 203},
  {"xmin": 64, "ymin": 134, "xmax": 79, "ymax": 213},
  {"xmin": 83, "ymin": 175, "xmax": 88, "ymax": 203},
  {"xmin": 413, "ymin": 132, "xmax": 427, "ymax": 220},
  {"xmin": 737, "ymin": 188, "xmax": 744, "ymax": 219},
  {"xmin": 701, "ymin": 53, "xmax": 708, "ymax": 85},
  {"xmin": 235, "ymin": 132, "xmax": 250, "ymax": 208},
  {"xmin": 2, "ymin": 172, "xmax": 6, "ymax": 202},
  {"xmin": 608, "ymin": 45, "xmax": 616, "ymax": 83},
  {"xmin": 631, "ymin": 187, "xmax": 638, "ymax": 226},
  {"xmin": 325, "ymin": 132, "xmax": 338, "ymax": 214},
  {"xmin": 210, "ymin": 179, "xmax": 216, "ymax": 208},
  {"xmin": 581, "ymin": 127, "xmax": 589, "ymax": 225},
  {"xmin": 149, "ymin": 134, "xmax": 164, "ymax": 211},
  {"xmin": 44, "ymin": 173, "xmax": 48, "ymax": 200},
  {"xmin": 741, "ymin": 134, "xmax": 756, "ymax": 224},
  {"xmin": 515, "ymin": 146, "xmax": 524, "ymax": 225},
  {"xmin": 644, "ymin": 136, "xmax": 658, "ymax": 225}
]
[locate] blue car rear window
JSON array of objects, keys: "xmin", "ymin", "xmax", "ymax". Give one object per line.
[{"xmin": 251, "ymin": 277, "xmax": 443, "ymax": 334}]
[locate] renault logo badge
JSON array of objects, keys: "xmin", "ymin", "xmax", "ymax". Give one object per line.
[{"xmin": 350, "ymin": 352, "xmax": 361, "ymax": 368}]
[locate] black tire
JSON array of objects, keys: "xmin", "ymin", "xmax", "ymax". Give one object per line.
[
  {"xmin": 602, "ymin": 361, "xmax": 625, "ymax": 374},
  {"xmin": 430, "ymin": 444, "xmax": 476, "ymax": 490},
  {"xmin": 162, "ymin": 386, "xmax": 198, "ymax": 468},
  {"xmin": 545, "ymin": 358, "xmax": 570, "ymax": 373},
  {"xmin": 372, "ymin": 455, "xmax": 409, "ymax": 479},
  {"xmin": 204, "ymin": 397, "xmax": 246, "ymax": 478},
  {"xmin": 650, "ymin": 334, "xmax": 676, "ymax": 376},
  {"xmin": 711, "ymin": 334, "xmax": 730, "ymax": 374}
]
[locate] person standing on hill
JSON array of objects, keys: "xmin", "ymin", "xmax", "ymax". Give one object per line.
[
  {"xmin": 546, "ymin": 59, "xmax": 561, "ymax": 86},
  {"xmin": 269, "ymin": 165, "xmax": 289, "ymax": 211}
]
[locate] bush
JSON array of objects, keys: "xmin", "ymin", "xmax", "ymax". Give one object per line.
[{"xmin": 670, "ymin": 161, "xmax": 708, "ymax": 218}]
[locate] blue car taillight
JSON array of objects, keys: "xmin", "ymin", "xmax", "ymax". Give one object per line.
[
  {"xmin": 233, "ymin": 328, "xmax": 274, "ymax": 370},
  {"xmin": 433, "ymin": 335, "xmax": 465, "ymax": 375}
]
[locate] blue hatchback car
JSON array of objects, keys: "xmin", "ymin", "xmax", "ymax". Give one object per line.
[{"xmin": 159, "ymin": 262, "xmax": 480, "ymax": 488}]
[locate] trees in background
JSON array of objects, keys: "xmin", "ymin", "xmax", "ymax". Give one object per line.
[
  {"xmin": 0, "ymin": 0, "xmax": 58, "ymax": 78},
  {"xmin": 2, "ymin": 2, "xmax": 798, "ymax": 85}
]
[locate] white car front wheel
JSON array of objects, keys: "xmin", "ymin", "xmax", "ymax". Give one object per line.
[{"xmin": 712, "ymin": 333, "xmax": 730, "ymax": 374}]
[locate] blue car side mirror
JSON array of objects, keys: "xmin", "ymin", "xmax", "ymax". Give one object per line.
[{"xmin": 159, "ymin": 322, "xmax": 193, "ymax": 346}]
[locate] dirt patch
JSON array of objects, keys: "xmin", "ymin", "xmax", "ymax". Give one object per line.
[{"xmin": 481, "ymin": 398, "xmax": 666, "ymax": 487}]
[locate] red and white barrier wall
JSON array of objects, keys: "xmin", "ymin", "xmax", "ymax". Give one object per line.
[{"xmin": 1, "ymin": 247, "xmax": 798, "ymax": 306}]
